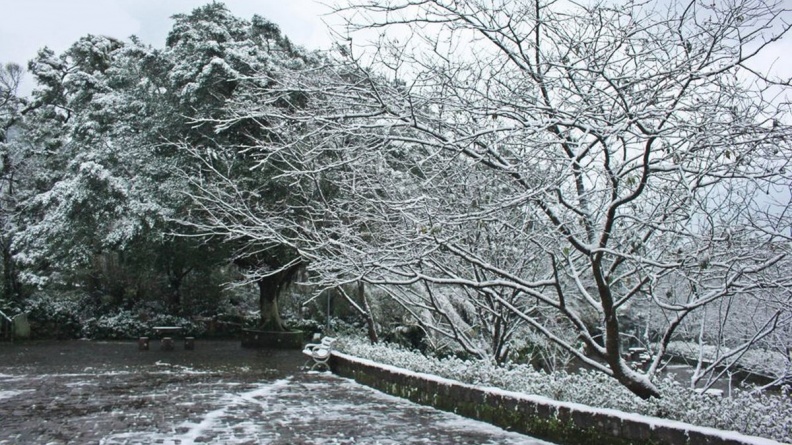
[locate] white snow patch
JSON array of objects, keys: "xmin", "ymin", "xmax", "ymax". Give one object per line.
[
  {"xmin": 0, "ymin": 373, "xmax": 27, "ymax": 383},
  {"xmin": 665, "ymin": 364, "xmax": 689, "ymax": 369},
  {"xmin": 0, "ymin": 389, "xmax": 34, "ymax": 401},
  {"xmin": 100, "ymin": 379, "xmax": 291, "ymax": 445},
  {"xmin": 151, "ymin": 362, "xmax": 211, "ymax": 375},
  {"xmin": 37, "ymin": 371, "xmax": 135, "ymax": 378},
  {"xmin": 65, "ymin": 381, "xmax": 96, "ymax": 388}
]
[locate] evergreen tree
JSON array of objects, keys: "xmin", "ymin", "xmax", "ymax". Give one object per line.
[
  {"xmin": 12, "ymin": 3, "xmax": 319, "ymax": 329},
  {"xmin": 0, "ymin": 62, "xmax": 26, "ymax": 305}
]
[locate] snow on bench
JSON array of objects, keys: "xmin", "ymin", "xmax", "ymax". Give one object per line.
[{"xmin": 302, "ymin": 336, "xmax": 336, "ymax": 371}]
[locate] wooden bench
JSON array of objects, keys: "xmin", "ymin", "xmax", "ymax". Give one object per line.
[{"xmin": 302, "ymin": 336, "xmax": 336, "ymax": 371}]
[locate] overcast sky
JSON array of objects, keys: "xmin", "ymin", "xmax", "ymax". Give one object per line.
[
  {"xmin": 0, "ymin": 0, "xmax": 335, "ymax": 95},
  {"xmin": 1, "ymin": 0, "xmax": 790, "ymax": 97}
]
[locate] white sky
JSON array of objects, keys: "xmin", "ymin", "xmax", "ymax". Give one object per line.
[
  {"xmin": 1, "ymin": 0, "xmax": 790, "ymax": 97},
  {"xmin": 0, "ymin": 0, "xmax": 336, "ymax": 95}
]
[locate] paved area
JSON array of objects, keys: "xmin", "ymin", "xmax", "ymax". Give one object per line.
[{"xmin": 0, "ymin": 340, "xmax": 550, "ymax": 444}]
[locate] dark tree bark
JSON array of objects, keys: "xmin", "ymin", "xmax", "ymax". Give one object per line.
[
  {"xmin": 359, "ymin": 281, "xmax": 378, "ymax": 344},
  {"xmin": 257, "ymin": 275, "xmax": 286, "ymax": 331},
  {"xmin": 166, "ymin": 266, "xmax": 192, "ymax": 315},
  {"xmin": 593, "ymin": 256, "xmax": 661, "ymax": 399},
  {"xmin": 1, "ymin": 239, "xmax": 19, "ymax": 302},
  {"xmin": 256, "ymin": 262, "xmax": 301, "ymax": 331}
]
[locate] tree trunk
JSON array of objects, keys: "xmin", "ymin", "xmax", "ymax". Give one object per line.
[
  {"xmin": 168, "ymin": 276, "xmax": 182, "ymax": 315},
  {"xmin": 165, "ymin": 258, "xmax": 192, "ymax": 315},
  {"xmin": 1, "ymin": 239, "xmax": 19, "ymax": 302},
  {"xmin": 593, "ymin": 256, "xmax": 661, "ymax": 399},
  {"xmin": 611, "ymin": 360, "xmax": 661, "ymax": 399},
  {"xmin": 167, "ymin": 267, "xmax": 192, "ymax": 315},
  {"xmin": 258, "ymin": 276, "xmax": 287, "ymax": 331},
  {"xmin": 359, "ymin": 281, "xmax": 378, "ymax": 344}
]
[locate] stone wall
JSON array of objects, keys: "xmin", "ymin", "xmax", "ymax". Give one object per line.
[{"xmin": 330, "ymin": 352, "xmax": 783, "ymax": 445}]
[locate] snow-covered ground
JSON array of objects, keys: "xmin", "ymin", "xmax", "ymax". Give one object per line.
[
  {"xmin": 97, "ymin": 374, "xmax": 548, "ymax": 444},
  {"xmin": 0, "ymin": 341, "xmax": 550, "ymax": 444},
  {"xmin": 0, "ymin": 389, "xmax": 33, "ymax": 402}
]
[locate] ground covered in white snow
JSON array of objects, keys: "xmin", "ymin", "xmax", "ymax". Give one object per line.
[{"xmin": 0, "ymin": 340, "xmax": 550, "ymax": 444}]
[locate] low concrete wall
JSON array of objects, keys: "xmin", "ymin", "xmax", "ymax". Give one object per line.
[{"xmin": 330, "ymin": 352, "xmax": 783, "ymax": 445}]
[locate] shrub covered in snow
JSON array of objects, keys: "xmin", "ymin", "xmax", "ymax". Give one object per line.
[
  {"xmin": 82, "ymin": 312, "xmax": 207, "ymax": 340},
  {"xmin": 147, "ymin": 313, "xmax": 205, "ymax": 338},
  {"xmin": 338, "ymin": 336, "xmax": 792, "ymax": 442},
  {"xmin": 20, "ymin": 291, "xmax": 211, "ymax": 340},
  {"xmin": 24, "ymin": 293, "xmax": 84, "ymax": 339},
  {"xmin": 82, "ymin": 310, "xmax": 147, "ymax": 339}
]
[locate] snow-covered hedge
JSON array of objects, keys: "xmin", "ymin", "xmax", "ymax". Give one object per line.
[
  {"xmin": 24, "ymin": 293, "xmax": 83, "ymax": 339},
  {"xmin": 337, "ymin": 337, "xmax": 792, "ymax": 443},
  {"xmin": 82, "ymin": 310, "xmax": 147, "ymax": 339},
  {"xmin": 82, "ymin": 311, "xmax": 206, "ymax": 339}
]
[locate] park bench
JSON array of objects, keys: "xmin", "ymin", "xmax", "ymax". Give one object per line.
[{"xmin": 302, "ymin": 336, "xmax": 336, "ymax": 371}]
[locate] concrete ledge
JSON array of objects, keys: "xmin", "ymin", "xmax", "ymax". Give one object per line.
[{"xmin": 330, "ymin": 352, "xmax": 783, "ymax": 445}]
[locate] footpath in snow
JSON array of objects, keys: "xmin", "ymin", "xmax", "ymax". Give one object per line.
[{"xmin": 0, "ymin": 340, "xmax": 550, "ymax": 444}]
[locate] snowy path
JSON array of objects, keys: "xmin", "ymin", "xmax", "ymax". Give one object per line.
[
  {"xmin": 96, "ymin": 374, "xmax": 547, "ymax": 444},
  {"xmin": 0, "ymin": 341, "xmax": 550, "ymax": 444}
]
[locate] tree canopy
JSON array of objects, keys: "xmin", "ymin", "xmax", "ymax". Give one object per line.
[
  {"xmin": 2, "ymin": 0, "xmax": 791, "ymax": 400},
  {"xmin": 184, "ymin": 0, "xmax": 792, "ymax": 398}
]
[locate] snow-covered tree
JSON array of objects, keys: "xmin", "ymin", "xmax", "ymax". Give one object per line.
[
  {"xmin": 14, "ymin": 28, "xmax": 238, "ymax": 313},
  {"xmin": 16, "ymin": 37, "xmax": 177, "ymax": 293},
  {"xmin": 170, "ymin": 3, "xmax": 327, "ymax": 330},
  {"xmin": 0, "ymin": 62, "xmax": 26, "ymax": 304},
  {"xmin": 12, "ymin": 3, "xmax": 324, "ymax": 328},
  {"xmin": 187, "ymin": 0, "xmax": 792, "ymax": 398}
]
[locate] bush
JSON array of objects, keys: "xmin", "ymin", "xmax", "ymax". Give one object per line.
[
  {"xmin": 82, "ymin": 311, "xmax": 207, "ymax": 340},
  {"xmin": 24, "ymin": 293, "xmax": 84, "ymax": 339},
  {"xmin": 338, "ymin": 336, "xmax": 792, "ymax": 442},
  {"xmin": 286, "ymin": 317, "xmax": 324, "ymax": 337},
  {"xmin": 82, "ymin": 310, "xmax": 147, "ymax": 339},
  {"xmin": 146, "ymin": 313, "xmax": 206, "ymax": 338}
]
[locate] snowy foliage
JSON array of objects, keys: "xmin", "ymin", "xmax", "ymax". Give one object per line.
[
  {"xmin": 5, "ymin": 0, "xmax": 792, "ymax": 407},
  {"xmin": 7, "ymin": 4, "xmax": 289, "ymax": 314},
  {"xmin": 0, "ymin": 61, "xmax": 30, "ymax": 304},
  {"xmin": 182, "ymin": 0, "xmax": 792, "ymax": 399},
  {"xmin": 82, "ymin": 311, "xmax": 205, "ymax": 340},
  {"xmin": 665, "ymin": 341, "xmax": 791, "ymax": 382},
  {"xmin": 82, "ymin": 310, "xmax": 147, "ymax": 340},
  {"xmin": 15, "ymin": 35, "xmax": 186, "ymax": 283},
  {"xmin": 23, "ymin": 293, "xmax": 84, "ymax": 338},
  {"xmin": 338, "ymin": 336, "xmax": 792, "ymax": 442},
  {"xmin": 22, "ymin": 292, "xmax": 209, "ymax": 340}
]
